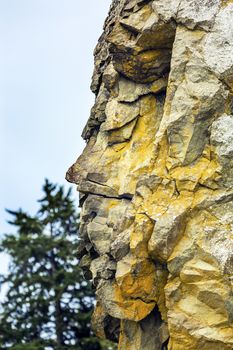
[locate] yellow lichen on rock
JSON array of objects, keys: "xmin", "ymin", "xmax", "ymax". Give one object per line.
[
  {"xmin": 115, "ymin": 254, "xmax": 157, "ymax": 301},
  {"xmin": 66, "ymin": 0, "xmax": 233, "ymax": 348}
]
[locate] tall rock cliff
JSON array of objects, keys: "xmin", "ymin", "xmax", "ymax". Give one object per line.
[{"xmin": 66, "ymin": 1, "xmax": 233, "ymax": 349}]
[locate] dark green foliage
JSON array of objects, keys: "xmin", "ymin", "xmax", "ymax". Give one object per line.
[{"xmin": 0, "ymin": 180, "xmax": 115, "ymax": 350}]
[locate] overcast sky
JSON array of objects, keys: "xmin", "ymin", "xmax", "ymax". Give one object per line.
[{"xmin": 0, "ymin": 0, "xmax": 111, "ymax": 285}]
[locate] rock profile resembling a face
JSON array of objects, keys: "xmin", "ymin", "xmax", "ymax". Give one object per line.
[{"xmin": 66, "ymin": 1, "xmax": 233, "ymax": 349}]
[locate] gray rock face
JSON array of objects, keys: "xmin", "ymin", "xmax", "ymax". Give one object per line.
[
  {"xmin": 211, "ymin": 114, "xmax": 233, "ymax": 187},
  {"xmin": 67, "ymin": 0, "xmax": 233, "ymax": 349},
  {"xmin": 211, "ymin": 114, "xmax": 233, "ymax": 158},
  {"xmin": 204, "ymin": 4, "xmax": 233, "ymax": 78}
]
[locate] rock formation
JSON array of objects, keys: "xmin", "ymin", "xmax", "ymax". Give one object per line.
[{"xmin": 66, "ymin": 1, "xmax": 233, "ymax": 349}]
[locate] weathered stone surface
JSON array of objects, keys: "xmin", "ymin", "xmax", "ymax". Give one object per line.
[
  {"xmin": 67, "ymin": 0, "xmax": 233, "ymax": 349},
  {"xmin": 204, "ymin": 4, "xmax": 233, "ymax": 80},
  {"xmin": 210, "ymin": 114, "xmax": 233, "ymax": 187},
  {"xmin": 118, "ymin": 76, "xmax": 167, "ymax": 103},
  {"xmin": 118, "ymin": 308, "xmax": 169, "ymax": 350},
  {"xmin": 102, "ymin": 98, "xmax": 140, "ymax": 131}
]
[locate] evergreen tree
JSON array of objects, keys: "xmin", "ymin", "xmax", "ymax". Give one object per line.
[{"xmin": 0, "ymin": 180, "xmax": 115, "ymax": 350}]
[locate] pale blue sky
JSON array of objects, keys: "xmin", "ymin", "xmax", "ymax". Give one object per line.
[{"xmin": 0, "ymin": 0, "xmax": 111, "ymax": 281}]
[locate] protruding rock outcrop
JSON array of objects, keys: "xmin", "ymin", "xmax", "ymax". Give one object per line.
[{"xmin": 67, "ymin": 1, "xmax": 233, "ymax": 349}]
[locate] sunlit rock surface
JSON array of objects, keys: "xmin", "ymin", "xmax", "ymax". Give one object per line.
[{"xmin": 66, "ymin": 1, "xmax": 233, "ymax": 349}]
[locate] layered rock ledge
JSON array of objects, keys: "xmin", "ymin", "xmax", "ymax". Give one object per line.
[{"xmin": 66, "ymin": 1, "xmax": 233, "ymax": 349}]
